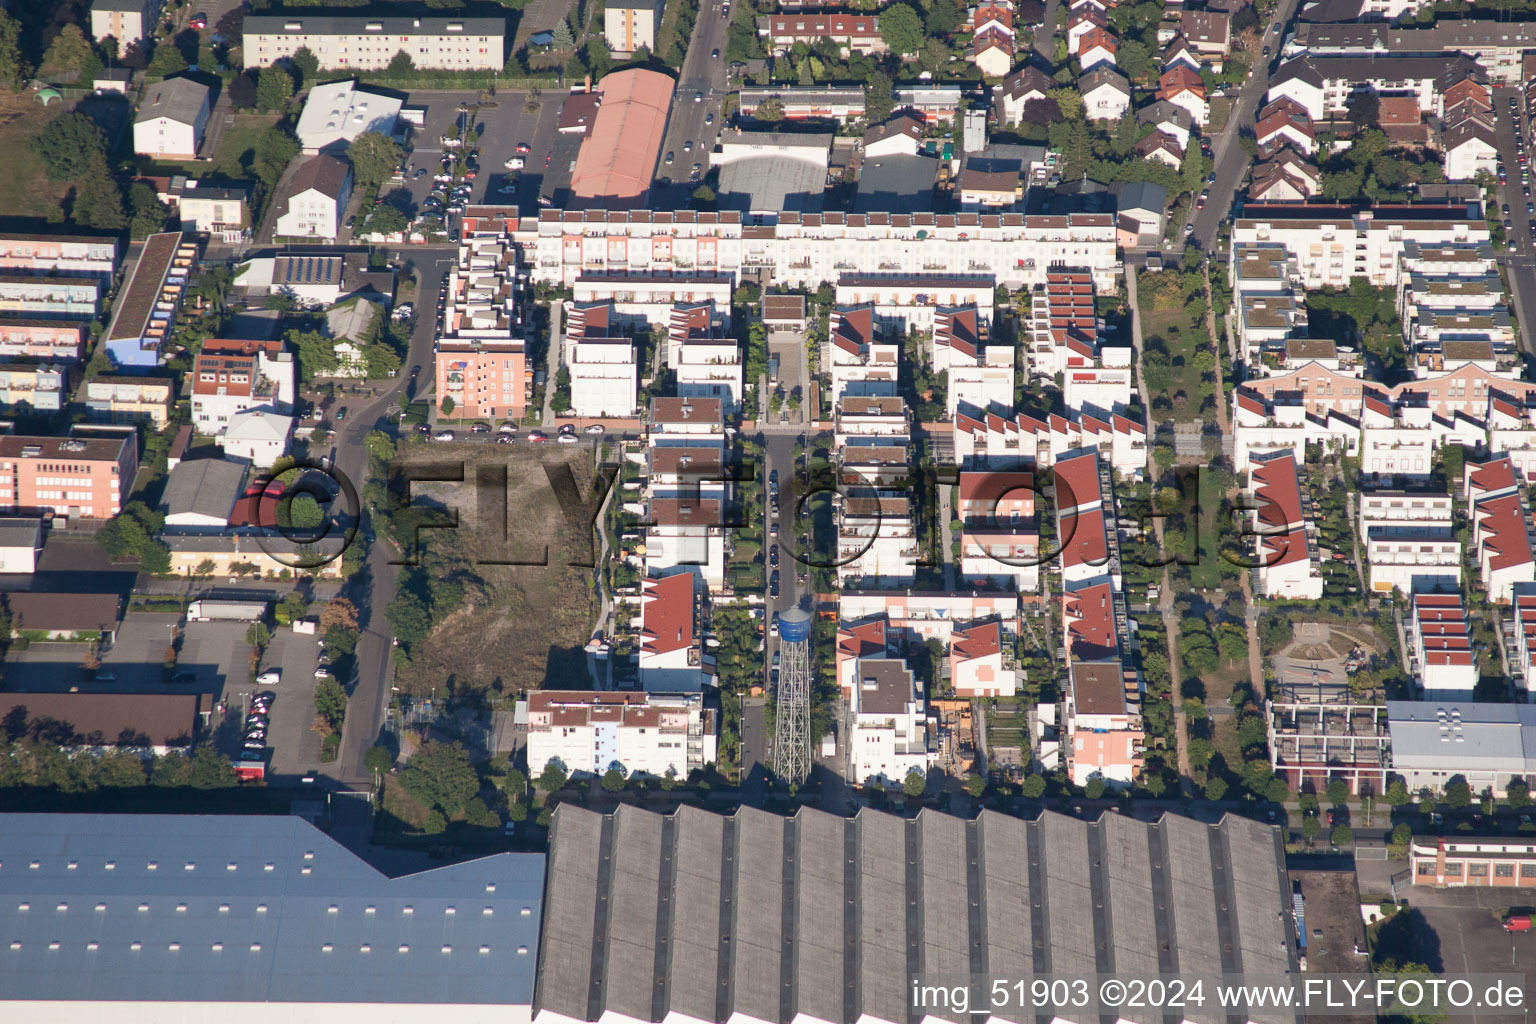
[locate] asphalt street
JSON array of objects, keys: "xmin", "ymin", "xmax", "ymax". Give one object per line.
[
  {"xmin": 1189, "ymin": 0, "xmax": 1304, "ymax": 252},
  {"xmin": 653, "ymin": 0, "xmax": 733, "ymax": 205},
  {"xmin": 1491, "ymin": 85, "xmax": 1536, "ymax": 360}
]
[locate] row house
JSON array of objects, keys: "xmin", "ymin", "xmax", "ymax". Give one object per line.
[
  {"xmin": 0, "ymin": 320, "xmax": 87, "ymax": 363},
  {"xmin": 953, "ymin": 407, "xmax": 1147, "ymax": 479},
  {"xmin": 948, "ymin": 618, "xmax": 1017, "ymax": 697},
  {"xmin": 524, "ymin": 690, "xmax": 717, "ymax": 781},
  {"xmin": 933, "ymin": 306, "xmax": 1013, "ymax": 418},
  {"xmin": 647, "ymin": 397, "xmax": 728, "ymax": 591},
  {"xmin": 758, "ymin": 12, "xmax": 885, "ymax": 55},
  {"xmin": 568, "ymin": 271, "xmax": 734, "ymax": 325},
  {"xmin": 0, "ymin": 233, "xmax": 118, "ymax": 278},
  {"xmin": 835, "ymin": 392, "xmax": 909, "ymax": 448},
  {"xmin": 1248, "ymin": 449, "xmax": 1324, "ymax": 600},
  {"xmin": 669, "ymin": 302, "xmax": 742, "ymax": 413},
  {"xmin": 1255, "ymin": 98, "xmax": 1316, "ymax": 156},
  {"xmin": 1264, "ymin": 53, "xmax": 1482, "ymax": 122},
  {"xmin": 1511, "ymin": 583, "xmax": 1536, "ymax": 690},
  {"xmin": 1158, "ymin": 65, "xmax": 1209, "ymax": 128},
  {"xmin": 1236, "ymin": 291, "xmax": 1309, "ymax": 362},
  {"xmin": 1235, "ymin": 360, "xmax": 1536, "ymax": 423},
  {"xmin": 834, "ymin": 274, "xmax": 996, "ymax": 335},
  {"xmin": 103, "ymin": 232, "xmax": 196, "ymax": 370},
  {"xmin": 737, "ymin": 86, "xmax": 867, "ymax": 124},
  {"xmin": 243, "ymin": 15, "xmax": 506, "ymax": 70},
  {"xmin": 1232, "ymin": 385, "xmax": 1361, "ymax": 472},
  {"xmin": 1359, "ymin": 394, "xmax": 1484, "ymax": 484},
  {"xmin": 0, "ymin": 276, "xmax": 101, "ymax": 320},
  {"xmin": 434, "ymin": 235, "xmax": 529, "ymax": 423},
  {"xmin": 1249, "ymin": 147, "xmax": 1322, "ymax": 203},
  {"xmin": 829, "ymin": 305, "xmax": 900, "ymax": 405},
  {"xmin": 638, "ymin": 570, "xmax": 705, "ymax": 692},
  {"xmin": 1486, "ymin": 398, "xmax": 1536, "ymax": 481},
  {"xmin": 837, "ymin": 590, "xmax": 1020, "ymax": 647},
  {"xmin": 0, "ymin": 363, "xmax": 66, "ymax": 414},
  {"xmin": 1357, "ymin": 489, "xmax": 1460, "ymax": 597},
  {"xmin": 1025, "ymin": 271, "xmax": 1133, "ymax": 421},
  {"xmin": 1465, "ymin": 455, "xmax": 1536, "ymax": 604},
  {"xmin": 528, "ymin": 209, "xmax": 1120, "ymax": 293},
  {"xmin": 957, "ymin": 469, "xmax": 1038, "ymax": 592},
  {"xmin": 969, "ymin": 1, "xmax": 1015, "ymax": 78},
  {"xmin": 1406, "ymin": 593, "xmax": 1478, "ymax": 694}
]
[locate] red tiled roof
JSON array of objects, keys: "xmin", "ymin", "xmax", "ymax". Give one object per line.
[
  {"xmin": 641, "ymin": 572, "xmax": 694, "ymax": 656},
  {"xmin": 1251, "ymin": 451, "xmax": 1305, "ymax": 533},
  {"xmin": 1063, "ymin": 580, "xmax": 1117, "ymax": 660},
  {"xmin": 951, "ymin": 619, "xmax": 1001, "ymax": 661}
]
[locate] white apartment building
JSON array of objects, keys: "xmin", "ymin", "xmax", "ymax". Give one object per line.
[
  {"xmin": 243, "ymin": 15, "xmax": 505, "ymax": 70},
  {"xmin": 1065, "ymin": 660, "xmax": 1143, "ymax": 787},
  {"xmin": 1231, "ymin": 387, "xmax": 1360, "ymax": 472},
  {"xmin": 829, "ymin": 306, "xmax": 899, "ymax": 404},
  {"xmin": 1027, "ymin": 270, "xmax": 1096, "ymax": 377},
  {"xmin": 1511, "ymin": 584, "xmax": 1536, "ymax": 691},
  {"xmin": 1054, "ymin": 448, "xmax": 1118, "ymax": 591},
  {"xmin": 1264, "ymin": 54, "xmax": 1480, "ymax": 121},
  {"xmin": 848, "ymin": 657, "xmax": 932, "ymax": 787},
  {"xmin": 837, "ymin": 493, "xmax": 917, "ymax": 586},
  {"xmin": 933, "ymin": 306, "xmax": 1013, "ymax": 418},
  {"xmin": 835, "ymin": 275, "xmax": 996, "ymax": 334},
  {"xmin": 958, "ymin": 470, "xmax": 1039, "ymax": 592},
  {"xmin": 524, "ymin": 689, "xmax": 717, "ymax": 780},
  {"xmin": 604, "ymin": 0, "xmax": 661, "ymax": 55},
  {"xmin": 949, "ymin": 619, "xmax": 1017, "ymax": 698},
  {"xmin": 1249, "ymin": 449, "xmax": 1324, "ymax": 600},
  {"xmin": 838, "ymin": 591, "xmax": 1020, "ymax": 647},
  {"xmin": 1230, "ymin": 204, "xmax": 1490, "ymax": 290},
  {"xmin": 91, "ymin": 0, "xmax": 162, "ymax": 45},
  {"xmin": 566, "ymin": 301, "xmax": 638, "ymax": 418},
  {"xmin": 273, "ymin": 156, "xmax": 352, "ymax": 242},
  {"xmin": 1359, "ymin": 395, "xmax": 1484, "ymax": 483},
  {"xmin": 528, "ymin": 208, "xmax": 1120, "ymax": 292},
  {"xmin": 435, "ymin": 235, "xmax": 531, "ymax": 422},
  {"xmin": 295, "ymin": 80, "xmax": 402, "ymax": 154},
  {"xmin": 954, "ymin": 408, "xmax": 1146, "ymax": 479},
  {"xmin": 647, "ymin": 398, "xmax": 728, "ymax": 589},
  {"xmin": 570, "ymin": 272, "xmax": 734, "ymax": 327},
  {"xmin": 675, "ymin": 338, "xmax": 743, "ymax": 412},
  {"xmin": 1358, "ymin": 490, "xmax": 1460, "ymax": 596},
  {"xmin": 835, "ymin": 393, "xmax": 909, "ymax": 448},
  {"xmin": 1487, "ymin": 398, "xmax": 1536, "ymax": 481},
  {"xmin": 1236, "ymin": 292, "xmax": 1308, "ymax": 360},
  {"xmin": 189, "ymin": 339, "xmax": 296, "ymax": 436},
  {"xmin": 133, "ymin": 77, "xmax": 211, "ymax": 161}
]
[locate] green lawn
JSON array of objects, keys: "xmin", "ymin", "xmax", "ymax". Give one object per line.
[
  {"xmin": 136, "ymin": 112, "xmax": 280, "ymax": 181},
  {"xmin": 1137, "ymin": 269, "xmax": 1213, "ymax": 423},
  {"xmin": 0, "ymin": 92, "xmax": 72, "ymax": 222}
]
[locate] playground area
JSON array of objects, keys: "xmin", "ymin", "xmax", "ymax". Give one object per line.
[{"xmin": 1271, "ymin": 622, "xmax": 1386, "ymax": 703}]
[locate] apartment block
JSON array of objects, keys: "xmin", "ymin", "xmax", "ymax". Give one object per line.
[
  {"xmin": 0, "ymin": 320, "xmax": 87, "ymax": 362},
  {"xmin": 0, "ymin": 431, "xmax": 139, "ymax": 519},
  {"xmin": 957, "ymin": 470, "xmax": 1038, "ymax": 591},
  {"xmin": 638, "ymin": 571, "xmax": 704, "ymax": 692},
  {"xmin": 0, "ymin": 276, "xmax": 102, "ymax": 319},
  {"xmin": 603, "ymin": 0, "xmax": 660, "ymax": 55},
  {"xmin": 1465, "ymin": 455, "xmax": 1536, "ymax": 604},
  {"xmin": 1407, "ymin": 593, "xmax": 1478, "ymax": 694},
  {"xmin": 834, "ymin": 274, "xmax": 996, "ymax": 334},
  {"xmin": 189, "ymin": 338, "xmax": 296, "ymax": 436},
  {"xmin": 952, "ymin": 407, "xmax": 1146, "ymax": 478},
  {"xmin": 435, "ymin": 235, "xmax": 530, "ymax": 423},
  {"xmin": 759, "ymin": 12, "xmax": 886, "ymax": 55},
  {"xmin": 647, "ymin": 398, "xmax": 728, "ymax": 590},
  {"xmin": 829, "ymin": 305, "xmax": 899, "ymax": 405},
  {"xmin": 848, "ymin": 657, "xmax": 932, "ymax": 786},
  {"xmin": 1359, "ymin": 394, "xmax": 1483, "ymax": 484},
  {"xmin": 0, "ymin": 233, "xmax": 118, "ymax": 278},
  {"xmin": 668, "ymin": 302, "xmax": 741, "ymax": 412},
  {"xmin": 0, "ymin": 363, "xmax": 66, "ymax": 414},
  {"xmin": 90, "ymin": 0, "xmax": 163, "ymax": 45},
  {"xmin": 934, "ymin": 306, "xmax": 1013, "ymax": 418},
  {"xmin": 737, "ymin": 86, "xmax": 867, "ymax": 123},
  {"xmin": 243, "ymin": 15, "xmax": 505, "ymax": 70},
  {"xmin": 1357, "ymin": 489, "xmax": 1459, "ymax": 596},
  {"xmin": 567, "ymin": 302, "xmax": 637, "ymax": 418},
  {"xmin": 949, "ymin": 619, "xmax": 1017, "ymax": 697},
  {"xmin": 567, "ymin": 272, "xmax": 734, "ymax": 326},
  {"xmin": 1236, "ymin": 360, "xmax": 1536, "ymax": 425},
  {"xmin": 103, "ymin": 232, "xmax": 196, "ymax": 370},
  {"xmin": 531, "ymin": 209, "xmax": 1120, "ymax": 293},
  {"xmin": 525, "ymin": 690, "xmax": 717, "ymax": 780},
  {"xmin": 1249, "ymin": 449, "xmax": 1324, "ymax": 600}
]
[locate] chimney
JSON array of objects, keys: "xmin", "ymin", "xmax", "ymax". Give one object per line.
[{"xmin": 585, "ymin": 74, "xmax": 592, "ymax": 92}]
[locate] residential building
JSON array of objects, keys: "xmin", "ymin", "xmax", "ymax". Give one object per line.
[
  {"xmin": 1442, "ymin": 119, "xmax": 1499, "ymax": 182},
  {"xmin": 848, "ymin": 657, "xmax": 931, "ymax": 785},
  {"xmin": 953, "ymin": 407, "xmax": 1147, "ymax": 478},
  {"xmin": 1264, "ymin": 54, "xmax": 1482, "ymax": 122},
  {"xmin": 325, "ymin": 297, "xmax": 382, "ymax": 377},
  {"xmin": 1162, "ymin": 33, "xmax": 1201, "ymax": 71},
  {"xmin": 1067, "ymin": 8, "xmax": 1107, "ymax": 54},
  {"xmin": 828, "ymin": 305, "xmax": 899, "ymax": 403},
  {"xmin": 1065, "ymin": 660, "xmax": 1143, "ymax": 787},
  {"xmin": 294, "ymin": 80, "xmax": 402, "ymax": 154},
  {"xmin": 1080, "ymin": 67, "xmax": 1131, "ymax": 121},
  {"xmin": 1466, "ymin": 455, "xmax": 1536, "ymax": 604},
  {"xmin": 996, "ymin": 65, "xmax": 1055, "ymax": 125},
  {"xmin": 948, "ymin": 619, "xmax": 1017, "ymax": 697},
  {"xmin": 103, "ymin": 232, "xmax": 195, "ymax": 370},
  {"xmin": 524, "ymin": 690, "xmax": 716, "ymax": 779},
  {"xmin": 1249, "ymin": 449, "xmax": 1324, "ymax": 600},
  {"xmin": 1135, "ymin": 130, "xmax": 1185, "ymax": 167},
  {"xmin": 834, "ymin": 273, "xmax": 995, "ymax": 333},
  {"xmin": 0, "ymin": 363, "xmax": 66, "ymax": 414},
  {"xmin": 244, "ymin": 15, "xmax": 506, "ymax": 70},
  {"xmin": 0, "ymin": 277, "xmax": 102, "ymax": 319},
  {"xmin": 189, "ymin": 337, "xmax": 296, "ymax": 436},
  {"xmin": 1180, "ymin": 8, "xmax": 1231, "ymax": 54},
  {"xmin": 1114, "ymin": 180, "xmax": 1169, "ymax": 243},
  {"xmin": 1250, "ymin": 147, "xmax": 1321, "ymax": 200},
  {"xmin": 219, "ymin": 410, "xmax": 294, "ymax": 468},
  {"xmin": 164, "ymin": 180, "xmax": 250, "ymax": 242},
  {"xmin": 758, "ymin": 12, "xmax": 885, "ymax": 55},
  {"xmin": 1407, "ymin": 592, "xmax": 1478, "ymax": 694},
  {"xmin": 836, "ymin": 616, "xmax": 892, "ymax": 699},
  {"xmin": 0, "ymin": 320, "xmax": 86, "ymax": 362},
  {"xmin": 935, "ymin": 306, "xmax": 1013, "ymax": 417},
  {"xmin": 0, "ymin": 431, "xmax": 139, "ymax": 519},
  {"xmin": 1236, "ymin": 292, "xmax": 1308, "ymax": 359},
  {"xmin": 567, "ymin": 302, "xmax": 637, "ymax": 418},
  {"xmin": 862, "ymin": 115, "xmax": 924, "ymax": 159},
  {"xmin": 566, "ymin": 272, "xmax": 734, "ymax": 326},
  {"xmin": 1136, "ymin": 101, "xmax": 1194, "ymax": 150},
  {"xmin": 1255, "ymin": 98, "xmax": 1316, "ymax": 155},
  {"xmin": 1287, "ymin": 19, "xmax": 1536, "ymax": 83},
  {"xmin": 529, "ymin": 208, "xmax": 1121, "ymax": 293},
  {"xmin": 1231, "ymin": 380, "xmax": 1361, "ymax": 472},
  {"xmin": 1266, "ymin": 698, "xmax": 1391, "ymax": 796},
  {"xmin": 1357, "ymin": 489, "xmax": 1460, "ymax": 596},
  {"xmin": 836, "ymin": 490, "xmax": 917, "ymax": 586},
  {"xmin": 647, "ymin": 398, "xmax": 728, "ymax": 589},
  {"xmin": 957, "ymin": 470, "xmax": 1038, "ymax": 590},
  {"xmin": 1158, "ymin": 65, "xmax": 1209, "ymax": 126},
  {"xmin": 0, "ymin": 233, "xmax": 118, "ymax": 278},
  {"xmin": 133, "ymin": 77, "xmax": 211, "ymax": 161},
  {"xmin": 83, "ymin": 375, "xmax": 173, "ymax": 428},
  {"xmin": 670, "ymin": 304, "xmax": 743, "ymax": 412},
  {"xmin": 435, "ymin": 235, "xmax": 530, "ymax": 422},
  {"xmin": 604, "ymin": 0, "xmax": 661, "ymax": 56},
  {"xmin": 90, "ymin": 0, "xmax": 163, "ymax": 45},
  {"xmin": 165, "ymin": 533, "xmax": 344, "ymax": 578},
  {"xmin": 895, "ymin": 85, "xmax": 964, "ymax": 123},
  {"xmin": 638, "ymin": 571, "xmax": 704, "ymax": 691},
  {"xmin": 273, "ymin": 156, "xmax": 353, "ymax": 242},
  {"xmin": 1077, "ymin": 27, "xmax": 1118, "ymax": 70},
  {"xmin": 1410, "ymin": 838, "xmax": 1536, "ymax": 888}
]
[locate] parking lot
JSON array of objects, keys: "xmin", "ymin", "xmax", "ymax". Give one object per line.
[
  {"xmin": 213, "ymin": 623, "xmax": 325, "ymax": 780},
  {"xmin": 373, "ymin": 89, "xmax": 566, "ymax": 232}
]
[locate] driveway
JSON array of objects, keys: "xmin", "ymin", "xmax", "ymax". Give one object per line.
[{"xmin": 257, "ymin": 624, "xmax": 325, "ymax": 779}]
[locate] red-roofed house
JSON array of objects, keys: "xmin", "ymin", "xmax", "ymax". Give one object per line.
[
  {"xmin": 1249, "ymin": 449, "xmax": 1323, "ymax": 599},
  {"xmin": 1063, "ymin": 579, "xmax": 1118, "ymax": 661},
  {"xmin": 949, "ymin": 618, "xmax": 1016, "ymax": 696},
  {"xmin": 1078, "ymin": 27, "xmax": 1117, "ymax": 71},
  {"xmin": 189, "ymin": 337, "xmax": 296, "ymax": 436},
  {"xmin": 762, "ymin": 12, "xmax": 886, "ymax": 55},
  {"xmin": 836, "ymin": 616, "xmax": 891, "ymax": 699},
  {"xmin": 1256, "ymin": 101, "xmax": 1316, "ymax": 155},
  {"xmin": 1408, "ymin": 593, "xmax": 1478, "ymax": 693},
  {"xmin": 1055, "ymin": 449, "xmax": 1115, "ymax": 586},
  {"xmin": 829, "ymin": 304, "xmax": 900, "ymax": 403},
  {"xmin": 639, "ymin": 571, "xmax": 703, "ymax": 690},
  {"xmin": 1157, "ymin": 65, "xmax": 1208, "ymax": 127},
  {"xmin": 1466, "ymin": 455, "xmax": 1535, "ymax": 603},
  {"xmin": 958, "ymin": 469, "xmax": 1039, "ymax": 589},
  {"xmin": 935, "ymin": 305, "xmax": 1013, "ymax": 416},
  {"xmin": 969, "ymin": 3, "xmax": 1015, "ymax": 77},
  {"xmin": 1067, "ymin": 8, "xmax": 1106, "ymax": 55}
]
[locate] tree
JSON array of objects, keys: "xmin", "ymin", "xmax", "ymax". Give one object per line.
[
  {"xmin": 1508, "ymin": 778, "xmax": 1532, "ymax": 809},
  {"xmin": 1346, "ymin": 91, "xmax": 1380, "ymax": 129},
  {"xmin": 398, "ymin": 740, "xmax": 479, "ymax": 819},
  {"xmin": 1205, "ymin": 776, "xmax": 1228, "ymax": 801},
  {"xmin": 387, "ymin": 50, "xmax": 414, "ymax": 76},
  {"xmin": 313, "ymin": 677, "xmax": 348, "ymax": 727},
  {"xmin": 864, "ymin": 70, "xmax": 895, "ymax": 125},
  {"xmin": 602, "ymin": 767, "xmax": 626, "ymax": 792},
  {"xmin": 256, "ymin": 66, "xmax": 294, "ymax": 111},
  {"xmin": 1389, "ymin": 823, "xmax": 1412, "ymax": 857},
  {"xmin": 149, "ymin": 750, "xmax": 192, "ymax": 787},
  {"xmin": 1084, "ymin": 776, "xmax": 1107, "ymax": 800},
  {"xmin": 32, "ymin": 113, "xmax": 108, "ymax": 182},
  {"xmin": 925, "ymin": 0, "xmax": 962, "ymax": 36},
  {"xmin": 43, "ymin": 24, "xmax": 97, "ymax": 76},
  {"xmin": 139, "ymin": 541, "xmax": 171, "ymax": 575},
  {"xmin": 1443, "ymin": 776, "xmax": 1472, "ymax": 807},
  {"xmin": 128, "ymin": 181, "xmax": 169, "ymax": 239},
  {"xmin": 0, "ymin": 11, "xmax": 29, "ymax": 89},
  {"xmin": 287, "ymin": 328, "xmax": 339, "ymax": 381},
  {"xmin": 440, "ymin": 395, "xmax": 456, "ymax": 416},
  {"xmin": 916, "ymin": 39, "xmax": 950, "ymax": 76},
  {"xmin": 879, "ymin": 2, "xmax": 924, "ymax": 56},
  {"xmin": 1326, "ymin": 778, "xmax": 1349, "ymax": 805},
  {"xmin": 1266, "ymin": 778, "xmax": 1291, "ymax": 804},
  {"xmin": 1117, "ymin": 38, "xmax": 1152, "ymax": 82},
  {"xmin": 386, "ymin": 590, "xmax": 432, "ymax": 649},
  {"xmin": 1021, "ymin": 773, "xmax": 1047, "ymax": 799},
  {"xmin": 146, "ymin": 42, "xmax": 189, "ymax": 78},
  {"xmin": 964, "ymin": 773, "xmax": 987, "ymax": 798},
  {"xmin": 319, "ymin": 597, "xmax": 359, "ymax": 633},
  {"xmin": 72, "ymin": 157, "xmax": 127, "ymax": 231},
  {"xmin": 228, "ymin": 71, "xmax": 257, "ymax": 109},
  {"xmin": 552, "ymin": 18, "xmax": 575, "ymax": 51},
  {"xmin": 903, "ymin": 769, "xmax": 927, "ymax": 798},
  {"xmin": 188, "ymin": 747, "xmax": 237, "ymax": 789},
  {"xmin": 347, "ymin": 131, "xmax": 404, "ymax": 192},
  {"xmin": 1385, "ymin": 779, "xmax": 1410, "ymax": 806},
  {"xmin": 1330, "ymin": 824, "xmax": 1354, "ymax": 847},
  {"xmin": 1301, "ymin": 815, "xmax": 1320, "ymax": 842},
  {"xmin": 538, "ymin": 762, "xmax": 568, "ymax": 792},
  {"xmin": 290, "ymin": 46, "xmax": 320, "ymax": 87}
]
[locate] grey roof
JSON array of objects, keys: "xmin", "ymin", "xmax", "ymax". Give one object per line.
[
  {"xmin": 0, "ymin": 813, "xmax": 544, "ymax": 1006},
  {"xmin": 1136, "ymin": 100, "xmax": 1194, "ymax": 132},
  {"xmin": 1115, "ymin": 179, "xmax": 1168, "ymax": 217},
  {"xmin": 326, "ymin": 296, "xmax": 381, "ymax": 343},
  {"xmin": 536, "ymin": 804, "xmax": 1296, "ymax": 1024},
  {"xmin": 1270, "ymin": 54, "xmax": 1481, "ymax": 92},
  {"xmin": 91, "ymin": 0, "xmax": 153, "ymax": 13},
  {"xmin": 853, "ymin": 153, "xmax": 938, "ymax": 214},
  {"xmin": 160, "ymin": 457, "xmax": 248, "ymax": 520},
  {"xmin": 244, "ymin": 14, "xmax": 507, "ymax": 37},
  {"xmin": 0, "ymin": 516, "xmax": 43, "ymax": 549},
  {"xmin": 1387, "ymin": 701, "xmax": 1536, "ymax": 772},
  {"xmin": 716, "ymin": 136, "xmax": 831, "ymax": 214},
  {"xmin": 135, "ymin": 76, "xmax": 209, "ymax": 127},
  {"xmin": 1078, "ymin": 65, "xmax": 1130, "ymax": 96},
  {"xmin": 854, "ymin": 657, "xmax": 915, "ymax": 715}
]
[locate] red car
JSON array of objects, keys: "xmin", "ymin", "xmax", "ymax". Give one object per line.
[
  {"xmin": 527, "ymin": 430, "xmax": 548, "ymax": 442},
  {"xmin": 189, "ymin": 12, "xmax": 207, "ymax": 28},
  {"xmin": 516, "ymin": 143, "xmax": 531, "ymax": 154}
]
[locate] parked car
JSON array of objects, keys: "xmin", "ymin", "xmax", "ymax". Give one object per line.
[
  {"xmin": 189, "ymin": 12, "xmax": 207, "ymax": 28},
  {"xmin": 504, "ymin": 157, "xmax": 525, "ymax": 170},
  {"xmin": 470, "ymin": 422, "xmax": 490, "ymax": 433},
  {"xmin": 557, "ymin": 433, "xmax": 579, "ymax": 444},
  {"xmin": 583, "ymin": 423, "xmax": 605, "ymax": 435},
  {"xmin": 434, "ymin": 429, "xmax": 456, "ymax": 441},
  {"xmin": 665, "ymin": 151, "xmax": 675, "ymax": 165},
  {"xmin": 257, "ymin": 670, "xmax": 281, "ymax": 685},
  {"xmin": 527, "ymin": 430, "xmax": 548, "ymax": 442}
]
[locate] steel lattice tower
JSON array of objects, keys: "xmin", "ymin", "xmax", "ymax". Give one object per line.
[{"xmin": 772, "ymin": 608, "xmax": 813, "ymax": 785}]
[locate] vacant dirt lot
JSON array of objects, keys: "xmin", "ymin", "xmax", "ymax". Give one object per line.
[
  {"xmin": 0, "ymin": 92, "xmax": 72, "ymax": 224},
  {"xmin": 397, "ymin": 445, "xmax": 599, "ymax": 699}
]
